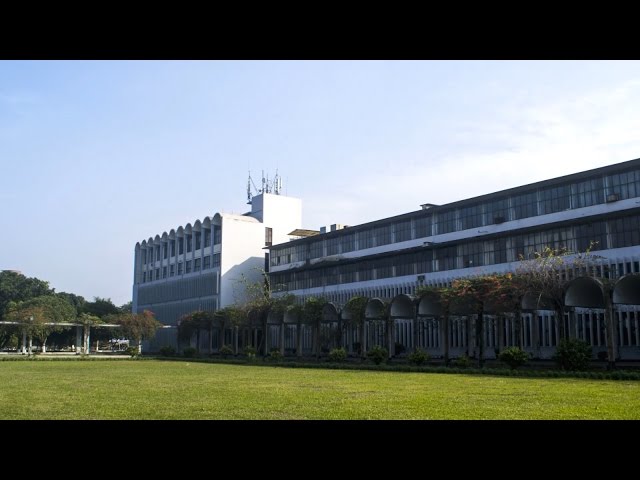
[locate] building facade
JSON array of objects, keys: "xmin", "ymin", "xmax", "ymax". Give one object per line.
[
  {"xmin": 268, "ymin": 158, "xmax": 640, "ymax": 360},
  {"xmin": 132, "ymin": 193, "xmax": 302, "ymax": 350}
]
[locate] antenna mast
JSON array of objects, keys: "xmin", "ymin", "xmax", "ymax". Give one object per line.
[{"xmin": 246, "ymin": 170, "xmax": 284, "ymax": 204}]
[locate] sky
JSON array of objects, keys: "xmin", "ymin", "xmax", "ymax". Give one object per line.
[{"xmin": 2, "ymin": 60, "xmax": 640, "ymax": 305}]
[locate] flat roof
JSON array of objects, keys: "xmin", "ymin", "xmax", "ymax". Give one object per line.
[{"xmin": 270, "ymin": 156, "xmax": 640, "ymax": 249}]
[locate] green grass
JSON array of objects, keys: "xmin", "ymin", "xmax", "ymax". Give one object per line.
[{"xmin": 0, "ymin": 360, "xmax": 638, "ymax": 419}]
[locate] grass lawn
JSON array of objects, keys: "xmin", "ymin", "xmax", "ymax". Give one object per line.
[{"xmin": 0, "ymin": 360, "xmax": 638, "ymax": 419}]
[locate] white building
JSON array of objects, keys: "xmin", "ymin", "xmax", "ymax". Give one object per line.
[
  {"xmin": 132, "ymin": 192, "xmax": 302, "ymax": 350},
  {"xmin": 268, "ymin": 157, "xmax": 640, "ymax": 360}
]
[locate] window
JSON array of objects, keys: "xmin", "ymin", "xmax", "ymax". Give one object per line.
[
  {"xmin": 512, "ymin": 191, "xmax": 538, "ymax": 220},
  {"xmin": 436, "ymin": 210, "xmax": 457, "ymax": 234},
  {"xmin": 460, "ymin": 204, "xmax": 483, "ymax": 230},
  {"xmin": 213, "ymin": 253, "xmax": 221, "ymax": 268},
  {"xmin": 194, "ymin": 258, "xmax": 201, "ymax": 271},
  {"xmin": 485, "ymin": 197, "xmax": 509, "ymax": 224},
  {"xmin": 357, "ymin": 230, "xmax": 373, "ymax": 250},
  {"xmin": 155, "ymin": 269, "xmax": 160, "ymax": 280},
  {"xmin": 186, "ymin": 234, "xmax": 192, "ymax": 253},
  {"xmin": 170, "ymin": 264, "xmax": 175, "ymax": 277},
  {"xmin": 186, "ymin": 260, "xmax": 192, "ymax": 274},
  {"xmin": 326, "ymin": 237, "xmax": 340, "ymax": 255},
  {"xmin": 414, "ymin": 215, "xmax": 432, "ymax": 238},
  {"xmin": 309, "ymin": 240, "xmax": 324, "ymax": 258},
  {"xmin": 142, "ymin": 271, "xmax": 146, "ymax": 282},
  {"xmin": 539, "ymin": 184, "xmax": 571, "ymax": 214},
  {"xmin": 572, "ymin": 178, "xmax": 604, "ymax": 209},
  {"xmin": 170, "ymin": 240, "xmax": 176, "ymax": 257},
  {"xmin": 195, "ymin": 232, "xmax": 201, "ymax": 250},
  {"xmin": 204, "ymin": 228, "xmax": 211, "ymax": 247},
  {"xmin": 394, "ymin": 220, "xmax": 412, "ymax": 243},
  {"xmin": 141, "ymin": 250, "xmax": 147, "ymax": 264},
  {"xmin": 213, "ymin": 225, "xmax": 221, "ymax": 245},
  {"xmin": 204, "ymin": 256, "xmax": 211, "ymax": 269},
  {"xmin": 178, "ymin": 237, "xmax": 184, "ymax": 255},
  {"xmin": 155, "ymin": 246, "xmax": 160, "ymax": 261},
  {"xmin": 265, "ymin": 227, "xmax": 273, "ymax": 247},
  {"xmin": 340, "ymin": 233, "xmax": 356, "ymax": 253},
  {"xmin": 178, "ymin": 262, "xmax": 183, "ymax": 275},
  {"xmin": 163, "ymin": 243, "xmax": 168, "ymax": 259},
  {"xmin": 148, "ymin": 248, "xmax": 154, "ymax": 264},
  {"xmin": 373, "ymin": 224, "xmax": 392, "ymax": 246},
  {"xmin": 162, "ymin": 266, "xmax": 167, "ymax": 278}
]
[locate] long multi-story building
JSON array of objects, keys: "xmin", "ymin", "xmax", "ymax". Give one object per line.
[
  {"xmin": 268, "ymin": 158, "xmax": 640, "ymax": 360},
  {"xmin": 132, "ymin": 192, "xmax": 302, "ymax": 349}
]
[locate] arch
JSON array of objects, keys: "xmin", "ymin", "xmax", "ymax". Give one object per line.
[
  {"xmin": 176, "ymin": 226, "xmax": 184, "ymax": 236},
  {"xmin": 193, "ymin": 220, "xmax": 202, "ymax": 231},
  {"xmin": 169, "ymin": 229, "xmax": 176, "ymax": 239},
  {"xmin": 161, "ymin": 232, "xmax": 168, "ymax": 241},
  {"xmin": 321, "ymin": 303, "xmax": 340, "ymax": 323},
  {"xmin": 521, "ymin": 292, "xmax": 554, "ymax": 311},
  {"xmin": 267, "ymin": 309, "xmax": 283, "ymax": 325},
  {"xmin": 203, "ymin": 216, "xmax": 211, "ymax": 228},
  {"xmin": 417, "ymin": 295, "xmax": 442, "ymax": 317},
  {"xmin": 135, "ymin": 242, "xmax": 140, "ymax": 249},
  {"xmin": 140, "ymin": 240, "xmax": 147, "ymax": 248},
  {"xmin": 365, "ymin": 298, "xmax": 386, "ymax": 320},
  {"xmin": 283, "ymin": 309, "xmax": 299, "ymax": 324},
  {"xmin": 153, "ymin": 234, "xmax": 161, "ymax": 243},
  {"xmin": 565, "ymin": 276, "xmax": 606, "ymax": 309},
  {"xmin": 613, "ymin": 274, "xmax": 640, "ymax": 305},
  {"xmin": 184, "ymin": 223, "xmax": 192, "ymax": 234},
  {"xmin": 390, "ymin": 294, "xmax": 416, "ymax": 318}
]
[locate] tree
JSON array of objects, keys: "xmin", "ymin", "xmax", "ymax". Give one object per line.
[
  {"xmin": 57, "ymin": 292, "xmax": 86, "ymax": 316},
  {"xmin": 344, "ymin": 296, "xmax": 367, "ymax": 356},
  {"xmin": 119, "ymin": 301, "xmax": 133, "ymax": 313},
  {"xmin": 0, "ymin": 271, "xmax": 53, "ymax": 321},
  {"xmin": 5, "ymin": 295, "xmax": 76, "ymax": 353},
  {"xmin": 83, "ymin": 297, "xmax": 120, "ymax": 318},
  {"xmin": 178, "ymin": 311, "xmax": 215, "ymax": 354},
  {"xmin": 109, "ymin": 310, "xmax": 161, "ymax": 354}
]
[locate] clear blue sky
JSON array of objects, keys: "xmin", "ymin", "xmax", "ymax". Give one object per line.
[{"xmin": 2, "ymin": 60, "xmax": 640, "ymax": 305}]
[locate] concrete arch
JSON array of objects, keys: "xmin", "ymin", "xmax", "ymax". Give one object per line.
[
  {"xmin": 154, "ymin": 234, "xmax": 161, "ymax": 243},
  {"xmin": 365, "ymin": 298, "xmax": 386, "ymax": 320},
  {"xmin": 135, "ymin": 242, "xmax": 140, "ymax": 249},
  {"xmin": 565, "ymin": 276, "xmax": 606, "ymax": 309},
  {"xmin": 390, "ymin": 294, "xmax": 416, "ymax": 318},
  {"xmin": 521, "ymin": 292, "xmax": 554, "ymax": 311},
  {"xmin": 193, "ymin": 220, "xmax": 202, "ymax": 231},
  {"xmin": 203, "ymin": 217, "xmax": 211, "ymax": 228},
  {"xmin": 176, "ymin": 227, "xmax": 184, "ymax": 236},
  {"xmin": 169, "ymin": 229, "xmax": 176, "ymax": 239},
  {"xmin": 284, "ymin": 309, "xmax": 299, "ymax": 324},
  {"xmin": 417, "ymin": 295, "xmax": 442, "ymax": 317},
  {"xmin": 322, "ymin": 303, "xmax": 340, "ymax": 323},
  {"xmin": 141, "ymin": 240, "xmax": 147, "ymax": 248},
  {"xmin": 613, "ymin": 274, "xmax": 640, "ymax": 305},
  {"xmin": 161, "ymin": 232, "xmax": 168, "ymax": 241},
  {"xmin": 267, "ymin": 309, "xmax": 283, "ymax": 325},
  {"xmin": 184, "ymin": 224, "xmax": 192, "ymax": 234}
]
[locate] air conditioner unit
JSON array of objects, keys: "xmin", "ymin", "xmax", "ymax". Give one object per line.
[
  {"xmin": 493, "ymin": 216, "xmax": 505, "ymax": 224},
  {"xmin": 417, "ymin": 275, "xmax": 425, "ymax": 282},
  {"xmin": 606, "ymin": 193, "xmax": 620, "ymax": 203}
]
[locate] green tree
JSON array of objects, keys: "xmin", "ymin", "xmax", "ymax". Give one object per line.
[
  {"xmin": 0, "ymin": 271, "xmax": 53, "ymax": 321},
  {"xmin": 344, "ymin": 296, "xmax": 367, "ymax": 356},
  {"xmin": 83, "ymin": 297, "xmax": 120, "ymax": 318},
  {"xmin": 57, "ymin": 292, "xmax": 86, "ymax": 316},
  {"xmin": 109, "ymin": 310, "xmax": 161, "ymax": 354},
  {"xmin": 5, "ymin": 295, "xmax": 76, "ymax": 353}
]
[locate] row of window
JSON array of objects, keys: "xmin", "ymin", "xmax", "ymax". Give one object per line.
[
  {"xmin": 137, "ymin": 272, "xmax": 218, "ymax": 306},
  {"xmin": 270, "ymin": 215, "xmax": 640, "ymax": 291},
  {"xmin": 142, "ymin": 226, "xmax": 222, "ymax": 264},
  {"xmin": 141, "ymin": 254, "xmax": 220, "ymax": 283},
  {"xmin": 271, "ymin": 167, "xmax": 640, "ymax": 265}
]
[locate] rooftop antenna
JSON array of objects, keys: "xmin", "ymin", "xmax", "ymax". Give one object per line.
[{"xmin": 246, "ymin": 171, "xmax": 261, "ymax": 205}]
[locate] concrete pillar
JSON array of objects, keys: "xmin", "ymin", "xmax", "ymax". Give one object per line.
[
  {"xmin": 21, "ymin": 329, "xmax": 27, "ymax": 355},
  {"xmin": 441, "ymin": 316, "xmax": 449, "ymax": 363},
  {"xmin": 76, "ymin": 326, "xmax": 82, "ymax": 354},
  {"xmin": 605, "ymin": 295, "xmax": 616, "ymax": 369},
  {"xmin": 28, "ymin": 336, "xmax": 33, "ymax": 355},
  {"xmin": 280, "ymin": 324, "xmax": 285, "ymax": 356},
  {"xmin": 233, "ymin": 326, "xmax": 238, "ymax": 355},
  {"xmin": 297, "ymin": 323, "xmax": 303, "ymax": 357}
]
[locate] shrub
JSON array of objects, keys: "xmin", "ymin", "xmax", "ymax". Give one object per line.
[
  {"xmin": 366, "ymin": 345, "xmax": 388, "ymax": 365},
  {"xmin": 394, "ymin": 342, "xmax": 406, "ymax": 356},
  {"xmin": 597, "ymin": 351, "xmax": 608, "ymax": 362},
  {"xmin": 269, "ymin": 349, "xmax": 283, "ymax": 361},
  {"xmin": 182, "ymin": 347, "xmax": 197, "ymax": 358},
  {"xmin": 219, "ymin": 345, "xmax": 233, "ymax": 357},
  {"xmin": 498, "ymin": 346, "xmax": 529, "ymax": 370},
  {"xmin": 453, "ymin": 355, "xmax": 471, "ymax": 368},
  {"xmin": 125, "ymin": 346, "xmax": 139, "ymax": 358},
  {"xmin": 553, "ymin": 338, "xmax": 592, "ymax": 371},
  {"xmin": 244, "ymin": 345, "xmax": 257, "ymax": 358},
  {"xmin": 159, "ymin": 345, "xmax": 175, "ymax": 357},
  {"xmin": 328, "ymin": 347, "xmax": 347, "ymax": 362},
  {"xmin": 407, "ymin": 348, "xmax": 430, "ymax": 366}
]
